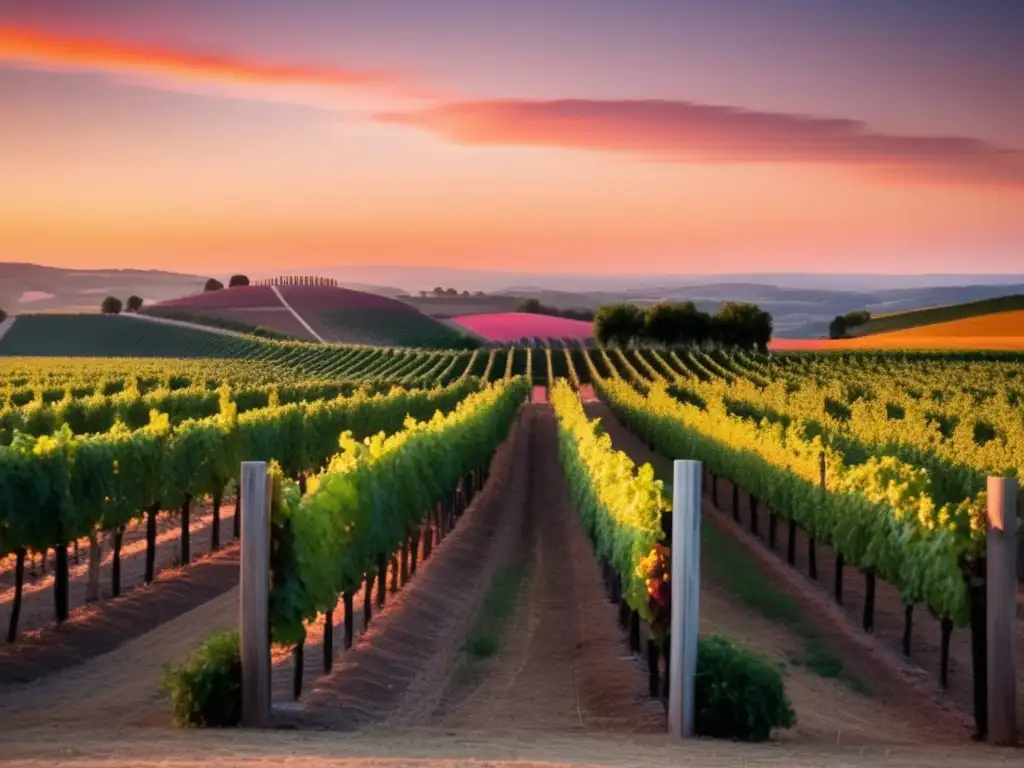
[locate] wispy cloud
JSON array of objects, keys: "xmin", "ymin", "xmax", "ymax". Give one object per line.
[
  {"xmin": 378, "ymin": 99, "xmax": 1024, "ymax": 185},
  {"xmin": 0, "ymin": 25, "xmax": 436, "ymax": 110}
]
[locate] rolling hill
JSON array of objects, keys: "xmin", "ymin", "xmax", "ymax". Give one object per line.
[
  {"xmin": 144, "ymin": 284, "xmax": 477, "ymax": 348},
  {"xmin": 847, "ymin": 295, "xmax": 1024, "ymax": 336}
]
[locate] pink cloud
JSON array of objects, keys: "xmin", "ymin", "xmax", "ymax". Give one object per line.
[{"xmin": 378, "ymin": 98, "xmax": 1024, "ymax": 186}]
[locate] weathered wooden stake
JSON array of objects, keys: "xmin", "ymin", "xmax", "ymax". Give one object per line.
[
  {"xmin": 985, "ymin": 477, "xmax": 1018, "ymax": 746},
  {"xmin": 668, "ymin": 459, "xmax": 702, "ymax": 739},
  {"xmin": 240, "ymin": 461, "xmax": 271, "ymax": 728}
]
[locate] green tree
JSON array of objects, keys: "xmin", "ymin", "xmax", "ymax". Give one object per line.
[
  {"xmin": 518, "ymin": 298, "xmax": 542, "ymax": 314},
  {"xmin": 643, "ymin": 301, "xmax": 712, "ymax": 346},
  {"xmin": 828, "ymin": 315, "xmax": 848, "ymax": 339},
  {"xmin": 228, "ymin": 275, "xmax": 249, "ymax": 288},
  {"xmin": 101, "ymin": 296, "xmax": 123, "ymax": 315},
  {"xmin": 204, "ymin": 278, "xmax": 224, "ymax": 292},
  {"xmin": 593, "ymin": 303, "xmax": 644, "ymax": 347},
  {"xmin": 125, "ymin": 296, "xmax": 144, "ymax": 313},
  {"xmin": 713, "ymin": 302, "xmax": 772, "ymax": 352},
  {"xmin": 842, "ymin": 310, "xmax": 871, "ymax": 328}
]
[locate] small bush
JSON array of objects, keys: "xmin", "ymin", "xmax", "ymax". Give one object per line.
[
  {"xmin": 160, "ymin": 630, "xmax": 242, "ymax": 727},
  {"xmin": 695, "ymin": 635, "xmax": 795, "ymax": 742}
]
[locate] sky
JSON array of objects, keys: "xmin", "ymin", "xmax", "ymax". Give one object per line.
[{"xmin": 1, "ymin": 0, "xmax": 1023, "ymax": 277}]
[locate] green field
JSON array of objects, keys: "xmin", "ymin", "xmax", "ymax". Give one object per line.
[{"xmin": 854, "ymin": 294, "xmax": 1024, "ymax": 336}]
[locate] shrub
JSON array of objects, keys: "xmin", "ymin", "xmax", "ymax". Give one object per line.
[
  {"xmin": 160, "ymin": 630, "xmax": 242, "ymax": 727},
  {"xmin": 0, "ymin": 308, "xmax": 7, "ymax": 323},
  {"xmin": 126, "ymin": 295, "xmax": 143, "ymax": 312},
  {"xmin": 228, "ymin": 274, "xmax": 250, "ymax": 287},
  {"xmin": 101, "ymin": 296, "xmax": 123, "ymax": 315},
  {"xmin": 828, "ymin": 315, "xmax": 847, "ymax": 339},
  {"xmin": 205, "ymin": 278, "xmax": 224, "ymax": 292},
  {"xmin": 694, "ymin": 635, "xmax": 795, "ymax": 741}
]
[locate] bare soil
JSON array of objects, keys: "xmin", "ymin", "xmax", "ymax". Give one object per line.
[
  {"xmin": 585, "ymin": 402, "xmax": 973, "ymax": 747},
  {"xmin": 435, "ymin": 406, "xmax": 664, "ymax": 735},
  {"xmin": 0, "ymin": 726, "xmax": 1017, "ymax": 768},
  {"xmin": 1, "ymin": 499, "xmax": 238, "ymax": 643}
]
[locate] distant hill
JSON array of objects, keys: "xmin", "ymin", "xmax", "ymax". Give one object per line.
[{"xmin": 0, "ymin": 263, "xmax": 209, "ymax": 314}]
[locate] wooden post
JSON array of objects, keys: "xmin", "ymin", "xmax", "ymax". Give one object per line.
[
  {"xmin": 668, "ymin": 459, "xmax": 702, "ymax": 739},
  {"xmin": 240, "ymin": 461, "xmax": 271, "ymax": 728},
  {"xmin": 985, "ymin": 477, "xmax": 1018, "ymax": 746}
]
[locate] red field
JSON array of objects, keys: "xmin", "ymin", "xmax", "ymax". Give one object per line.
[{"xmin": 452, "ymin": 312, "xmax": 594, "ymax": 343}]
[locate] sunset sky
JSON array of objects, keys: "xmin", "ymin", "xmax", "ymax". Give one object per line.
[{"xmin": 1, "ymin": 0, "xmax": 1022, "ymax": 276}]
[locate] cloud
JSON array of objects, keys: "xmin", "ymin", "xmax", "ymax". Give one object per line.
[
  {"xmin": 378, "ymin": 99, "xmax": 1024, "ymax": 185},
  {"xmin": 0, "ymin": 25, "xmax": 435, "ymax": 110}
]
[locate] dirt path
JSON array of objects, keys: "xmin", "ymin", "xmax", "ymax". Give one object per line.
[
  {"xmin": 436, "ymin": 406, "xmax": 664, "ymax": 734},
  {"xmin": 585, "ymin": 402, "xmax": 970, "ymax": 747}
]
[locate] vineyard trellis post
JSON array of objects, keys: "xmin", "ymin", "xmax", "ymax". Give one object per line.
[
  {"xmin": 985, "ymin": 476, "xmax": 1018, "ymax": 747},
  {"xmin": 240, "ymin": 461, "xmax": 271, "ymax": 728},
  {"xmin": 668, "ymin": 459, "xmax": 702, "ymax": 739}
]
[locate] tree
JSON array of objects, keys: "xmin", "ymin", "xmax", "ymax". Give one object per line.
[
  {"xmin": 204, "ymin": 278, "xmax": 224, "ymax": 292},
  {"xmin": 842, "ymin": 310, "xmax": 871, "ymax": 328},
  {"xmin": 125, "ymin": 295, "xmax": 144, "ymax": 312},
  {"xmin": 518, "ymin": 298, "xmax": 542, "ymax": 314},
  {"xmin": 642, "ymin": 302, "xmax": 711, "ymax": 346},
  {"xmin": 445, "ymin": 287, "xmax": 459, "ymax": 296},
  {"xmin": 828, "ymin": 315, "xmax": 848, "ymax": 339},
  {"xmin": 461, "ymin": 289, "xmax": 470, "ymax": 296},
  {"xmin": 432, "ymin": 286, "xmax": 445, "ymax": 295},
  {"xmin": 228, "ymin": 274, "xmax": 249, "ymax": 287},
  {"xmin": 101, "ymin": 296, "xmax": 123, "ymax": 315},
  {"xmin": 0, "ymin": 308, "xmax": 6, "ymax": 323},
  {"xmin": 713, "ymin": 302, "xmax": 773, "ymax": 352},
  {"xmin": 593, "ymin": 303, "xmax": 645, "ymax": 347}
]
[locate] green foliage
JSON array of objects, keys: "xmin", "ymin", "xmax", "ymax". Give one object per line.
[
  {"xmin": 828, "ymin": 315, "xmax": 847, "ymax": 339},
  {"xmin": 712, "ymin": 302, "xmax": 773, "ymax": 353},
  {"xmin": 643, "ymin": 301, "xmax": 711, "ymax": 346},
  {"xmin": 594, "ymin": 303, "xmax": 645, "ymax": 347},
  {"xmin": 518, "ymin": 298, "xmax": 594, "ymax": 322},
  {"xmin": 160, "ymin": 631, "xmax": 241, "ymax": 727},
  {"xmin": 842, "ymin": 310, "xmax": 871, "ymax": 327},
  {"xmin": 267, "ymin": 377, "xmax": 528, "ymax": 645},
  {"xmin": 694, "ymin": 635, "xmax": 795, "ymax": 741},
  {"xmin": 550, "ymin": 379, "xmax": 665, "ymax": 631},
  {"xmin": 101, "ymin": 296, "xmax": 123, "ymax": 315},
  {"xmin": 595, "ymin": 373, "xmax": 985, "ymax": 625}
]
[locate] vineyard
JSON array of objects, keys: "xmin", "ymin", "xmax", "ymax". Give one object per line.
[{"xmin": 0, "ymin": 341, "xmax": 1021, "ymax": 762}]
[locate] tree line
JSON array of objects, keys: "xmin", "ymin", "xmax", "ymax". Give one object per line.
[
  {"xmin": 204, "ymin": 275, "xmax": 251, "ymax": 292},
  {"xmin": 517, "ymin": 298, "xmax": 595, "ymax": 322},
  {"xmin": 828, "ymin": 310, "xmax": 871, "ymax": 339},
  {"xmin": 594, "ymin": 301, "xmax": 773, "ymax": 353}
]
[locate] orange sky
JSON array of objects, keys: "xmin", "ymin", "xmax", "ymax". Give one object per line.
[{"xmin": 1, "ymin": 5, "xmax": 1023, "ymax": 275}]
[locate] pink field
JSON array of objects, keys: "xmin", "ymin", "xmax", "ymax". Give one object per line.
[{"xmin": 452, "ymin": 312, "xmax": 593, "ymax": 343}]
